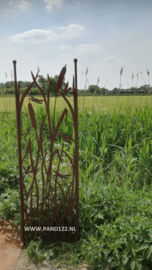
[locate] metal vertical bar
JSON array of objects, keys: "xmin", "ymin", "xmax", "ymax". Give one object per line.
[
  {"xmin": 73, "ymin": 58, "xmax": 79, "ymax": 241},
  {"xmin": 13, "ymin": 60, "xmax": 25, "ymax": 241}
]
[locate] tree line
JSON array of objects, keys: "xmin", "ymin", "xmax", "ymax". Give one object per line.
[
  {"xmin": 0, "ymin": 74, "xmax": 67, "ymax": 96},
  {"xmin": 0, "ymin": 75, "xmax": 151, "ymax": 96}
]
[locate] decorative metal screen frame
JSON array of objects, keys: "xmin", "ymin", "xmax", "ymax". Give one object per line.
[{"xmin": 13, "ymin": 59, "xmax": 79, "ymax": 242}]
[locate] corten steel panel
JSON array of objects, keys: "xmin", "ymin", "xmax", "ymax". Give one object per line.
[{"xmin": 13, "ymin": 59, "xmax": 79, "ymax": 242}]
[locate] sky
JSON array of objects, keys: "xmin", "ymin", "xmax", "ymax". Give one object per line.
[{"xmin": 0, "ymin": 0, "xmax": 152, "ymax": 91}]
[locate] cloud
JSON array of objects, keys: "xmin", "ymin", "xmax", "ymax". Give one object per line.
[
  {"xmin": 43, "ymin": 0, "xmax": 63, "ymax": 11},
  {"xmin": 16, "ymin": 0, "xmax": 31, "ymax": 11},
  {"xmin": 73, "ymin": 43, "xmax": 101, "ymax": 54},
  {"xmin": 9, "ymin": 1, "xmax": 13, "ymax": 5},
  {"xmin": 8, "ymin": 29, "xmax": 57, "ymax": 43},
  {"xmin": 8, "ymin": 24, "xmax": 85, "ymax": 43},
  {"xmin": 59, "ymin": 45, "xmax": 71, "ymax": 51},
  {"xmin": 5, "ymin": 9, "xmax": 15, "ymax": 14},
  {"xmin": 104, "ymin": 56, "xmax": 118, "ymax": 62},
  {"xmin": 56, "ymin": 24, "xmax": 85, "ymax": 39}
]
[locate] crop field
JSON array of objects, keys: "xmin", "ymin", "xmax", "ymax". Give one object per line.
[
  {"xmin": 1, "ymin": 94, "xmax": 152, "ymax": 114},
  {"xmin": 1, "ymin": 95, "xmax": 152, "ymax": 269}
]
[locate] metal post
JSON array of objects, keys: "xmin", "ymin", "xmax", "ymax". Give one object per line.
[
  {"xmin": 13, "ymin": 60, "xmax": 24, "ymax": 241},
  {"xmin": 73, "ymin": 59, "xmax": 79, "ymax": 241}
]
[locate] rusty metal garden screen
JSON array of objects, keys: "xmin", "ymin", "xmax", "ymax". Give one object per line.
[{"xmin": 13, "ymin": 59, "xmax": 79, "ymax": 242}]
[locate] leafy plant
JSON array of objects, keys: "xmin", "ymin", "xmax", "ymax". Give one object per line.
[{"xmin": 1, "ymin": 98, "xmax": 152, "ymax": 269}]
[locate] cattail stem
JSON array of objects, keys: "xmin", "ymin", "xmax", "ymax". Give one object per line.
[
  {"xmin": 119, "ymin": 67, "xmax": 123, "ymax": 89},
  {"xmin": 147, "ymin": 69, "xmax": 150, "ymax": 86},
  {"xmin": 140, "ymin": 72, "xmax": 145, "ymax": 85}
]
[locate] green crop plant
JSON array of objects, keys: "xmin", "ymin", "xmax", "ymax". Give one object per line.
[{"xmin": 1, "ymin": 92, "xmax": 152, "ymax": 269}]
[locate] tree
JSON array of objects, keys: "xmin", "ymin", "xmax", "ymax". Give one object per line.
[
  {"xmin": 88, "ymin": 85, "xmax": 100, "ymax": 93},
  {"xmin": 52, "ymin": 75, "xmax": 66, "ymax": 95},
  {"xmin": 37, "ymin": 74, "xmax": 67, "ymax": 96},
  {"xmin": 88, "ymin": 85, "xmax": 95, "ymax": 93},
  {"xmin": 100, "ymin": 87, "xmax": 106, "ymax": 94},
  {"xmin": 130, "ymin": 87, "xmax": 137, "ymax": 94},
  {"xmin": 37, "ymin": 75, "xmax": 47, "ymax": 91},
  {"xmin": 141, "ymin": 84, "xmax": 151, "ymax": 93}
]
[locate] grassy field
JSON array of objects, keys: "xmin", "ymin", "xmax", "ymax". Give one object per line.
[
  {"xmin": 1, "ymin": 94, "xmax": 152, "ymax": 269},
  {"xmin": 1, "ymin": 94, "xmax": 152, "ymax": 114}
]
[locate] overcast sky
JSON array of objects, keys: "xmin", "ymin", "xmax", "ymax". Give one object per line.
[{"xmin": 0, "ymin": 0, "xmax": 152, "ymax": 90}]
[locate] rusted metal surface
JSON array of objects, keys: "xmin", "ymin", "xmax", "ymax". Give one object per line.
[{"xmin": 13, "ymin": 59, "xmax": 79, "ymax": 242}]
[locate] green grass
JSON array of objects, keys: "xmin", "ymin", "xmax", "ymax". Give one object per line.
[
  {"xmin": 1, "ymin": 94, "xmax": 152, "ymax": 115},
  {"xmin": 1, "ymin": 96, "xmax": 152, "ymax": 269}
]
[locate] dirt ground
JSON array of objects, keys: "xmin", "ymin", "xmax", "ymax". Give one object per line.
[{"xmin": 14, "ymin": 249, "xmax": 91, "ymax": 270}]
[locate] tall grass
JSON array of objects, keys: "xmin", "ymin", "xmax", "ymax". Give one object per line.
[
  {"xmin": 1, "ymin": 69, "xmax": 152, "ymax": 269},
  {"xmin": 1, "ymin": 101, "xmax": 152, "ymax": 269},
  {"xmin": 147, "ymin": 69, "xmax": 151, "ymax": 86},
  {"xmin": 2, "ymin": 100, "xmax": 152, "ymax": 193}
]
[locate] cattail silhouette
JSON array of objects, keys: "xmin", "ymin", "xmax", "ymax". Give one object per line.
[
  {"xmin": 37, "ymin": 66, "xmax": 40, "ymax": 74},
  {"xmin": 4, "ymin": 72, "xmax": 7, "ymax": 89},
  {"xmin": 140, "ymin": 72, "xmax": 145, "ymax": 85},
  {"xmin": 28, "ymin": 103, "xmax": 37, "ymax": 130},
  {"xmin": 83, "ymin": 66, "xmax": 89, "ymax": 112},
  {"xmin": 86, "ymin": 66, "xmax": 88, "ymax": 76},
  {"xmin": 97, "ymin": 76, "xmax": 100, "ymax": 87},
  {"xmin": 136, "ymin": 72, "xmax": 139, "ymax": 88},
  {"xmin": 119, "ymin": 67, "xmax": 123, "ymax": 89},
  {"xmin": 132, "ymin": 73, "xmax": 134, "ymax": 87},
  {"xmin": 80, "ymin": 69, "xmax": 83, "ymax": 90},
  {"xmin": 104, "ymin": 80, "xmax": 108, "ymax": 88},
  {"xmin": 84, "ymin": 66, "xmax": 89, "ymax": 90},
  {"xmin": 117, "ymin": 68, "xmax": 123, "ymax": 108},
  {"xmin": 147, "ymin": 69, "xmax": 150, "ymax": 86},
  {"xmin": 87, "ymin": 78, "xmax": 89, "ymax": 89}
]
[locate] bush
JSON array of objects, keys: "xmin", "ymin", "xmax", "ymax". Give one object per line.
[{"xmin": 88, "ymin": 85, "xmax": 100, "ymax": 93}]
